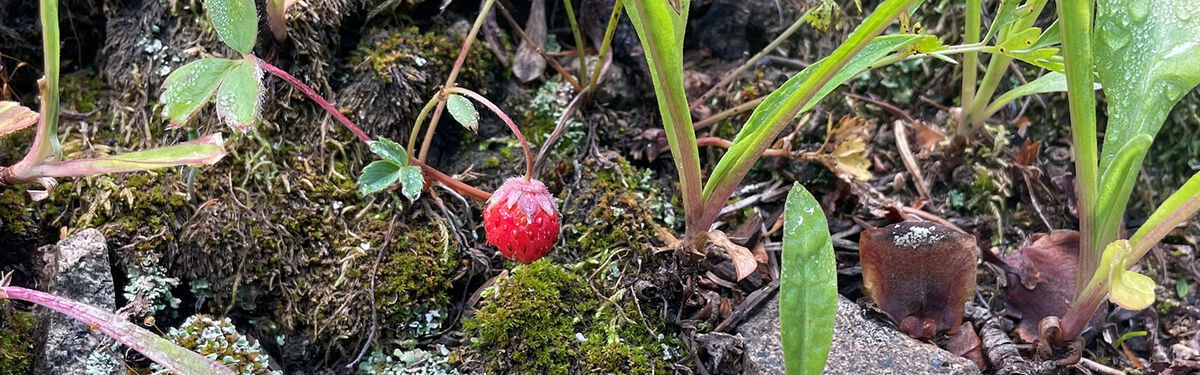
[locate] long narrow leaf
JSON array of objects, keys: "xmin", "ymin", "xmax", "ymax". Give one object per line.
[
  {"xmin": 698, "ymin": 26, "xmax": 923, "ymax": 228},
  {"xmin": 625, "ymin": 0, "xmax": 704, "ymax": 234},
  {"xmin": 780, "ymin": 184, "xmax": 837, "ymax": 375},
  {"xmin": 984, "ymin": 71, "xmax": 1091, "ymax": 118},
  {"xmin": 1130, "ymin": 171, "xmax": 1200, "ymax": 261},
  {"xmin": 30, "ymin": 134, "xmax": 227, "ymax": 177},
  {"xmin": 2, "ymin": 286, "xmax": 235, "ymax": 375}
]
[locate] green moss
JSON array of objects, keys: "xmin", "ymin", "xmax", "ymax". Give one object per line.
[
  {"xmin": 0, "ymin": 304, "xmax": 36, "ymax": 375},
  {"xmin": 552, "ymin": 156, "xmax": 662, "ymax": 257},
  {"xmin": 376, "ymin": 223, "xmax": 461, "ymax": 326},
  {"xmin": 352, "ymin": 26, "xmax": 495, "ymax": 87},
  {"xmin": 464, "ymin": 260, "xmax": 675, "ymax": 375}
]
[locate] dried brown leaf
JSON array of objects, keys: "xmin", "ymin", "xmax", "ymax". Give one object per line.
[
  {"xmin": 0, "ymin": 101, "xmax": 38, "ymax": 137},
  {"xmin": 708, "ymin": 230, "xmax": 757, "ymax": 282}
]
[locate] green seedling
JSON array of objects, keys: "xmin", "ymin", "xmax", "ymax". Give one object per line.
[{"xmin": 1045, "ymin": 0, "xmax": 1200, "ymax": 344}]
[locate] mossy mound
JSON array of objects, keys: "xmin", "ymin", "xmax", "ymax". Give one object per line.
[
  {"xmin": 340, "ymin": 26, "xmax": 500, "ymax": 142},
  {"xmin": 0, "ymin": 305, "xmax": 36, "ymax": 375},
  {"xmin": 464, "ymin": 260, "xmax": 676, "ymax": 375},
  {"xmin": 551, "ymin": 154, "xmax": 666, "ymax": 259}
]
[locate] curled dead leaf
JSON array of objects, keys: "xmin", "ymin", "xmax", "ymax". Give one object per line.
[
  {"xmin": 0, "ymin": 101, "xmax": 38, "ymax": 137},
  {"xmin": 708, "ymin": 230, "xmax": 757, "ymax": 282}
]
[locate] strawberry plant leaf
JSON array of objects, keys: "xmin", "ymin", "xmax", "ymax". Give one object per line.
[
  {"xmin": 206, "ymin": 0, "xmax": 258, "ymax": 54},
  {"xmin": 0, "ymin": 101, "xmax": 38, "ymax": 137},
  {"xmin": 214, "ymin": 60, "xmax": 263, "ymax": 132},
  {"xmin": 446, "ymin": 94, "xmax": 480, "ymax": 133},
  {"xmin": 397, "ymin": 165, "xmax": 424, "ymax": 202},
  {"xmin": 358, "ymin": 161, "xmax": 402, "ymax": 196},
  {"xmin": 781, "ymin": 183, "xmax": 836, "ymax": 375},
  {"xmin": 369, "ymin": 137, "xmax": 408, "ymax": 165},
  {"xmin": 159, "ymin": 58, "xmax": 236, "ymax": 127}
]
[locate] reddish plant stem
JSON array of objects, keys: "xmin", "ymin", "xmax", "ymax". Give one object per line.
[
  {"xmin": 444, "ymin": 86, "xmax": 533, "ymax": 180},
  {"xmin": 256, "ymin": 57, "xmax": 492, "ymax": 202},
  {"xmin": 256, "ymin": 57, "xmax": 371, "ymax": 143}
]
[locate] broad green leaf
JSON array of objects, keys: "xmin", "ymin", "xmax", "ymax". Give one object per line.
[
  {"xmin": 781, "ymin": 184, "xmax": 836, "ymax": 375},
  {"xmin": 214, "ymin": 61, "xmax": 263, "ymax": 132},
  {"xmin": 159, "ymin": 58, "xmax": 237, "ymax": 127},
  {"xmin": 1130, "ymin": 171, "xmax": 1200, "ymax": 260},
  {"xmin": 369, "ymin": 137, "xmax": 408, "ymax": 165},
  {"xmin": 1094, "ymin": 0, "xmax": 1200, "ymax": 246},
  {"xmin": 446, "ymin": 94, "xmax": 480, "ymax": 133},
  {"xmin": 31, "ymin": 134, "xmax": 227, "ymax": 177},
  {"xmin": 358, "ymin": 161, "xmax": 402, "ymax": 196},
  {"xmin": 1110, "ymin": 270, "xmax": 1155, "ymax": 310},
  {"xmin": 397, "ymin": 165, "xmax": 424, "ymax": 202},
  {"xmin": 206, "ymin": 0, "xmax": 258, "ymax": 54},
  {"xmin": 996, "ymin": 27, "xmax": 1042, "ymax": 54},
  {"xmin": 0, "ymin": 101, "xmax": 38, "ymax": 137},
  {"xmin": 2, "ymin": 286, "xmax": 236, "ymax": 375},
  {"xmin": 702, "ymin": 33, "xmax": 925, "ymax": 205},
  {"xmin": 1030, "ymin": 19, "xmax": 1060, "ymax": 49}
]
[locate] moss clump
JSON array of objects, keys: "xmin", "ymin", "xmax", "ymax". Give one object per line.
[
  {"xmin": 516, "ymin": 79, "xmax": 584, "ymax": 149},
  {"xmin": 352, "ymin": 26, "xmax": 494, "ymax": 86},
  {"xmin": 465, "ymin": 260, "xmax": 675, "ymax": 375},
  {"xmin": 0, "ymin": 305, "xmax": 36, "ymax": 375},
  {"xmin": 376, "ymin": 223, "xmax": 462, "ymax": 329},
  {"xmin": 553, "ymin": 155, "xmax": 663, "ymax": 257}
]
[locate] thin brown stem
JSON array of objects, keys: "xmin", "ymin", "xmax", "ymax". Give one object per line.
[
  {"xmin": 495, "ymin": 0, "xmax": 583, "ymax": 89},
  {"xmin": 695, "ymin": 137, "xmax": 788, "ymax": 157},
  {"xmin": 693, "ymin": 96, "xmax": 765, "ymax": 129}
]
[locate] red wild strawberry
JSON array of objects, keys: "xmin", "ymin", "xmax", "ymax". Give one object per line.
[{"xmin": 483, "ymin": 177, "xmax": 560, "ymax": 263}]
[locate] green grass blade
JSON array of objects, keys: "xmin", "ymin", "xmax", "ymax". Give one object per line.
[
  {"xmin": 1130, "ymin": 171, "xmax": 1200, "ymax": 261},
  {"xmin": 698, "ymin": 28, "xmax": 924, "ymax": 228},
  {"xmin": 781, "ymin": 183, "xmax": 837, "ymax": 375}
]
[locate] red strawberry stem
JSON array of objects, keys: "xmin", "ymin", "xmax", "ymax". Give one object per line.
[
  {"xmin": 255, "ymin": 57, "xmax": 492, "ymax": 201},
  {"xmin": 444, "ymin": 86, "xmax": 534, "ymax": 181}
]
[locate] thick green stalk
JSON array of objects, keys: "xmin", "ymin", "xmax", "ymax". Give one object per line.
[
  {"xmin": 961, "ymin": 0, "xmax": 980, "ymax": 109},
  {"xmin": 24, "ymin": 0, "xmax": 62, "ymax": 164},
  {"xmin": 562, "ymin": 0, "xmax": 588, "ymax": 87},
  {"xmin": 625, "ymin": 0, "xmax": 704, "ymax": 239},
  {"xmin": 1056, "ymin": 0, "xmax": 1099, "ymax": 297}
]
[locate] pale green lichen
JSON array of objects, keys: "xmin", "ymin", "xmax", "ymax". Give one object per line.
[{"xmin": 161, "ymin": 315, "xmax": 282, "ymax": 375}]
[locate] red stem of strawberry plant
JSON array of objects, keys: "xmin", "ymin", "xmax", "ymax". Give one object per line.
[
  {"xmin": 444, "ymin": 86, "xmax": 534, "ymax": 181},
  {"xmin": 256, "ymin": 57, "xmax": 492, "ymax": 201},
  {"xmin": 255, "ymin": 57, "xmax": 372, "ymax": 143}
]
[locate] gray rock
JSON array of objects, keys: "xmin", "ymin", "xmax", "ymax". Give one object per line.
[
  {"xmin": 738, "ymin": 294, "xmax": 980, "ymax": 375},
  {"xmin": 35, "ymin": 229, "xmax": 121, "ymax": 375}
]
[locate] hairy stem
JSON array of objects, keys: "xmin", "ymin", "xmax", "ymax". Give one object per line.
[{"xmin": 256, "ymin": 58, "xmax": 372, "ymax": 143}]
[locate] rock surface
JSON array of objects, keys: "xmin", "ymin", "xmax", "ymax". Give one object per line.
[
  {"xmin": 35, "ymin": 229, "xmax": 121, "ymax": 375},
  {"xmin": 738, "ymin": 294, "xmax": 981, "ymax": 375}
]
